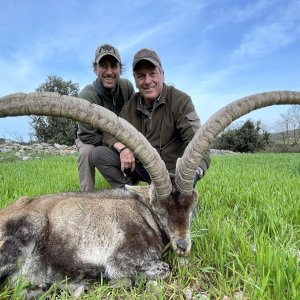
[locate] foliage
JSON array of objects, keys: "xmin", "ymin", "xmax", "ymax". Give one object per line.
[
  {"xmin": 30, "ymin": 75, "xmax": 80, "ymax": 145},
  {"xmin": 213, "ymin": 119, "xmax": 270, "ymax": 152},
  {"xmin": 0, "ymin": 153, "xmax": 299, "ymax": 299}
]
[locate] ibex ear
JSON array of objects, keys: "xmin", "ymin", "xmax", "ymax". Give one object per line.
[{"xmin": 125, "ymin": 185, "xmax": 150, "ymax": 199}]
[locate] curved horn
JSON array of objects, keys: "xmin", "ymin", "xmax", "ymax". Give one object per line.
[
  {"xmin": 0, "ymin": 92, "xmax": 172, "ymax": 199},
  {"xmin": 176, "ymin": 90, "xmax": 300, "ymax": 194}
]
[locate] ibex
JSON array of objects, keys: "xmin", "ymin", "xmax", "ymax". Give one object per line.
[{"xmin": 0, "ymin": 91, "xmax": 299, "ymax": 298}]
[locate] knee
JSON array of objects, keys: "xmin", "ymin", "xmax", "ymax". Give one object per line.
[
  {"xmin": 78, "ymin": 143, "xmax": 95, "ymax": 159},
  {"xmin": 92, "ymin": 146, "xmax": 119, "ymax": 169},
  {"xmin": 91, "ymin": 146, "xmax": 106, "ymax": 165}
]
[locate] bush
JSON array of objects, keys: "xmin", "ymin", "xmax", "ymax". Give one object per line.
[
  {"xmin": 213, "ymin": 120, "xmax": 270, "ymax": 153},
  {"xmin": 30, "ymin": 75, "xmax": 79, "ymax": 145}
]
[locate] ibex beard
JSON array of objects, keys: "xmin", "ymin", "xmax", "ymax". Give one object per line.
[{"xmin": 0, "ymin": 178, "xmax": 198, "ymax": 297}]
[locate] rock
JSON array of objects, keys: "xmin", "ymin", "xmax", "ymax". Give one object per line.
[
  {"xmin": 0, "ymin": 140, "xmax": 77, "ymax": 160},
  {"xmin": 210, "ymin": 149, "xmax": 240, "ymax": 155},
  {"xmin": 1, "ymin": 141, "xmax": 238, "ymax": 160}
]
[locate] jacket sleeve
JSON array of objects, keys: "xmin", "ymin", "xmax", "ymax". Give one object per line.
[
  {"xmin": 102, "ymin": 99, "xmax": 131, "ymax": 148},
  {"xmin": 77, "ymin": 87, "xmax": 102, "ymax": 146},
  {"xmin": 175, "ymin": 93, "xmax": 211, "ymax": 174},
  {"xmin": 102, "ymin": 132, "xmax": 117, "ymax": 148},
  {"xmin": 175, "ymin": 94, "xmax": 200, "ymax": 143}
]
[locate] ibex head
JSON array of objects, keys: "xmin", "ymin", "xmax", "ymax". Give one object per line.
[{"xmin": 149, "ymin": 174, "xmax": 198, "ymax": 255}]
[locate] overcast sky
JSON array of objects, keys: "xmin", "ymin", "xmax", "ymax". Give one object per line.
[{"xmin": 0, "ymin": 0, "xmax": 299, "ymax": 141}]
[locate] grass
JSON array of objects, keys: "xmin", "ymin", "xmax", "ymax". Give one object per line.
[
  {"xmin": 0, "ymin": 153, "xmax": 299, "ymax": 299},
  {"xmin": 0, "ymin": 154, "xmax": 109, "ymax": 208}
]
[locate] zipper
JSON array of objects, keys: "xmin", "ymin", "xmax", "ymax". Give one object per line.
[{"xmin": 112, "ymin": 94, "xmax": 116, "ymax": 110}]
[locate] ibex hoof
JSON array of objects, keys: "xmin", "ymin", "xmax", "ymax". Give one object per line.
[
  {"xmin": 73, "ymin": 285, "xmax": 86, "ymax": 299},
  {"xmin": 145, "ymin": 261, "xmax": 169, "ymax": 279}
]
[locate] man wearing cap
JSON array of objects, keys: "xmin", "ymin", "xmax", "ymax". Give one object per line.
[
  {"xmin": 92, "ymin": 48, "xmax": 210, "ymax": 188},
  {"xmin": 76, "ymin": 43, "xmax": 135, "ymax": 192}
]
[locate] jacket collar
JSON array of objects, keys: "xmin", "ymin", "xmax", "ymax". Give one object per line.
[{"xmin": 93, "ymin": 78, "xmax": 120, "ymax": 97}]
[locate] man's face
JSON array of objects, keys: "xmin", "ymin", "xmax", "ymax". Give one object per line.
[
  {"xmin": 134, "ymin": 60, "xmax": 164, "ymax": 105},
  {"xmin": 95, "ymin": 56, "xmax": 121, "ymax": 93}
]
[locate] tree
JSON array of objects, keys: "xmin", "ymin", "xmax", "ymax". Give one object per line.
[
  {"xmin": 213, "ymin": 119, "xmax": 270, "ymax": 152},
  {"xmin": 288, "ymin": 105, "xmax": 300, "ymax": 144},
  {"xmin": 276, "ymin": 106, "xmax": 300, "ymax": 144},
  {"xmin": 278, "ymin": 111, "xmax": 291, "ymax": 144},
  {"xmin": 30, "ymin": 75, "xmax": 80, "ymax": 145}
]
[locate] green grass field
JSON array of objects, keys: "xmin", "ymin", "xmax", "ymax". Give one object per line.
[{"xmin": 0, "ymin": 153, "xmax": 299, "ymax": 299}]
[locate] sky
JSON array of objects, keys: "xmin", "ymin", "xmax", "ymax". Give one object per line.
[{"xmin": 0, "ymin": 0, "xmax": 299, "ymax": 141}]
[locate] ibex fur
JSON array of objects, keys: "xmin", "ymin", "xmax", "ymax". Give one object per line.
[
  {"xmin": 0, "ymin": 176, "xmax": 197, "ymax": 297},
  {"xmin": 0, "ymin": 91, "xmax": 300, "ymax": 298}
]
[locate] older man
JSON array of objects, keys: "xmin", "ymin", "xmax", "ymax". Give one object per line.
[
  {"xmin": 76, "ymin": 44, "xmax": 134, "ymax": 192},
  {"xmin": 92, "ymin": 48, "xmax": 210, "ymax": 188}
]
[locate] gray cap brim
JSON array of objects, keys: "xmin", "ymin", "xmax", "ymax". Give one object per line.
[{"xmin": 133, "ymin": 58, "xmax": 160, "ymax": 70}]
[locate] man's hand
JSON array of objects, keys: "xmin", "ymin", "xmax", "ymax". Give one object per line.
[
  {"xmin": 120, "ymin": 148, "xmax": 136, "ymax": 172},
  {"xmin": 114, "ymin": 142, "xmax": 136, "ymax": 172}
]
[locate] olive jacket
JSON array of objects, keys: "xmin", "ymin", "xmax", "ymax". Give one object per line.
[
  {"xmin": 77, "ymin": 78, "xmax": 134, "ymax": 145},
  {"xmin": 104, "ymin": 83, "xmax": 210, "ymax": 174}
]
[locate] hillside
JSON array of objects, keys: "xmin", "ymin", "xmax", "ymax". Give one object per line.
[{"xmin": 269, "ymin": 128, "xmax": 300, "ymax": 143}]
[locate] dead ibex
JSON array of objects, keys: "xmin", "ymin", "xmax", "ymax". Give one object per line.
[{"xmin": 0, "ymin": 91, "xmax": 300, "ymax": 298}]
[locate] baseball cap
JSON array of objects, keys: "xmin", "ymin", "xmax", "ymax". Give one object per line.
[
  {"xmin": 132, "ymin": 48, "xmax": 162, "ymax": 70},
  {"xmin": 94, "ymin": 44, "xmax": 121, "ymax": 64}
]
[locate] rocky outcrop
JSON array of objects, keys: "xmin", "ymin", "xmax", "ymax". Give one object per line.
[
  {"xmin": 0, "ymin": 140, "xmax": 238, "ymax": 161},
  {"xmin": 0, "ymin": 139, "xmax": 77, "ymax": 160},
  {"xmin": 209, "ymin": 149, "xmax": 240, "ymax": 155}
]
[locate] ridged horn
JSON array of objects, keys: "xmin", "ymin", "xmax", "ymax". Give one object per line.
[
  {"xmin": 175, "ymin": 90, "xmax": 300, "ymax": 194},
  {"xmin": 0, "ymin": 92, "xmax": 172, "ymax": 199}
]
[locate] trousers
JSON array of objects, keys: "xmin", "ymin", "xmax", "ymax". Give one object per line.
[
  {"xmin": 92, "ymin": 146, "xmax": 151, "ymax": 188},
  {"xmin": 76, "ymin": 139, "xmax": 96, "ymax": 192}
]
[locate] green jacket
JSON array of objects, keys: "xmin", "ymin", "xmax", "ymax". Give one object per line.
[
  {"xmin": 77, "ymin": 78, "xmax": 135, "ymax": 145},
  {"xmin": 104, "ymin": 83, "xmax": 210, "ymax": 174}
]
